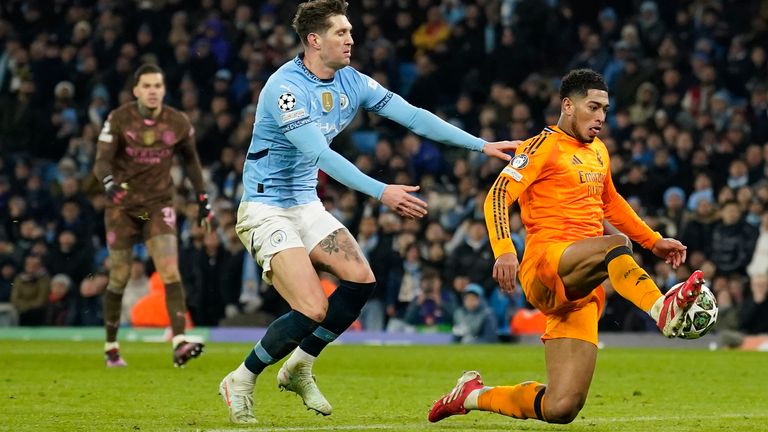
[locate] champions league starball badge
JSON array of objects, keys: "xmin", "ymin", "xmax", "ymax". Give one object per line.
[
  {"xmin": 278, "ymin": 93, "xmax": 297, "ymax": 112},
  {"xmin": 511, "ymin": 154, "xmax": 529, "ymax": 169}
]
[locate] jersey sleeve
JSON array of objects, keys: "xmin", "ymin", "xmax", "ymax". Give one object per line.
[
  {"xmin": 484, "ymin": 135, "xmax": 557, "ymax": 258},
  {"xmin": 261, "ymin": 78, "xmax": 314, "ymax": 133},
  {"xmin": 175, "ymin": 112, "xmax": 205, "ymax": 193},
  {"xmin": 353, "ymin": 69, "xmax": 485, "ymax": 151},
  {"xmin": 351, "ymin": 69, "xmax": 392, "ymax": 111},
  {"xmin": 601, "ymin": 165, "xmax": 662, "ymax": 249},
  {"xmin": 93, "ymin": 111, "xmax": 120, "ymax": 182}
]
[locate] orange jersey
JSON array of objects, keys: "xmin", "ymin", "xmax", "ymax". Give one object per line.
[{"xmin": 484, "ymin": 126, "xmax": 661, "ymax": 259}]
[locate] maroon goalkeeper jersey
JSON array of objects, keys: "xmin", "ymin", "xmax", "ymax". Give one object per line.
[{"xmin": 97, "ymin": 102, "xmax": 193, "ymax": 208}]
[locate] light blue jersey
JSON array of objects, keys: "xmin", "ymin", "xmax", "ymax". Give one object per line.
[{"xmin": 242, "ymin": 55, "xmax": 486, "ymax": 207}]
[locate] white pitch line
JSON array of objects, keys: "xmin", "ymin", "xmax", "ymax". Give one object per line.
[{"xmin": 205, "ymin": 412, "xmax": 768, "ymax": 432}]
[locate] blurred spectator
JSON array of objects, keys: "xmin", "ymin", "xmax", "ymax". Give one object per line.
[
  {"xmin": 45, "ymin": 273, "xmax": 76, "ymax": 326},
  {"xmin": 451, "ymin": 283, "xmax": 497, "ymax": 343},
  {"xmin": 680, "ymin": 197, "xmax": 718, "ymax": 257},
  {"xmin": 445, "ymin": 218, "xmax": 495, "ymax": 292},
  {"xmin": 11, "ymin": 254, "xmax": 49, "ymax": 326},
  {"xmin": 0, "ymin": 259, "xmax": 16, "ymax": 303},
  {"xmin": 77, "ymin": 272, "xmax": 106, "ymax": 326},
  {"xmin": 404, "ymin": 267, "xmax": 456, "ymax": 328},
  {"xmin": 411, "ymin": 6, "xmax": 451, "ymax": 57},
  {"xmin": 710, "ymin": 201, "xmax": 759, "ymax": 276},
  {"xmin": 386, "ymin": 241, "xmax": 422, "ymax": 328},
  {"xmin": 44, "ymin": 229, "xmax": 93, "ymax": 288},
  {"xmin": 182, "ymin": 231, "xmax": 230, "ymax": 326},
  {"xmin": 741, "ymin": 273, "xmax": 768, "ymax": 334}
]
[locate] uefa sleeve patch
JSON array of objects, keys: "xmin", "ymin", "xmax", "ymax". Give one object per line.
[
  {"xmin": 277, "ymin": 92, "xmax": 297, "ymax": 112},
  {"xmin": 279, "ymin": 108, "xmax": 307, "ymax": 124},
  {"xmin": 98, "ymin": 120, "xmax": 113, "ymax": 142},
  {"xmin": 502, "ymin": 166, "xmax": 523, "ymax": 182}
]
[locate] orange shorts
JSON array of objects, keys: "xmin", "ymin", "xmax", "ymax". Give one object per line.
[{"xmin": 518, "ymin": 241, "xmax": 605, "ymax": 346}]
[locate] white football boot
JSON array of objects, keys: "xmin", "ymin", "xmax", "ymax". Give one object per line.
[
  {"xmin": 277, "ymin": 362, "xmax": 332, "ymax": 415},
  {"xmin": 219, "ymin": 372, "xmax": 257, "ymax": 424}
]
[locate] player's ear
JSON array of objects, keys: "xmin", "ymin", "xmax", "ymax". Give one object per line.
[
  {"xmin": 132, "ymin": 85, "xmax": 140, "ymax": 99},
  {"xmin": 308, "ymin": 32, "xmax": 321, "ymax": 50},
  {"xmin": 561, "ymin": 97, "xmax": 574, "ymax": 116}
]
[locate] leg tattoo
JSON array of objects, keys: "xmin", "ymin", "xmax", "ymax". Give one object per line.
[{"xmin": 317, "ymin": 229, "xmax": 363, "ymax": 263}]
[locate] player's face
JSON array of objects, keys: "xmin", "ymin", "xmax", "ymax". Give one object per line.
[
  {"xmin": 565, "ymin": 89, "xmax": 609, "ymax": 143},
  {"xmin": 133, "ymin": 72, "xmax": 165, "ymax": 109},
  {"xmin": 318, "ymin": 15, "xmax": 354, "ymax": 70}
]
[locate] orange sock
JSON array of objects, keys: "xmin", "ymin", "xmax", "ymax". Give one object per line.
[
  {"xmin": 605, "ymin": 245, "xmax": 662, "ymax": 312},
  {"xmin": 477, "ymin": 381, "xmax": 546, "ymax": 420}
]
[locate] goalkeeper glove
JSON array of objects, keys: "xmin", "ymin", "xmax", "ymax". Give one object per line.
[
  {"xmin": 103, "ymin": 175, "xmax": 128, "ymax": 204},
  {"xmin": 197, "ymin": 192, "xmax": 214, "ymax": 232}
]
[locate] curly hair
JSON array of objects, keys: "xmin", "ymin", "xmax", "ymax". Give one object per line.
[
  {"xmin": 292, "ymin": 0, "xmax": 349, "ymax": 46},
  {"xmin": 559, "ymin": 69, "xmax": 608, "ymax": 100}
]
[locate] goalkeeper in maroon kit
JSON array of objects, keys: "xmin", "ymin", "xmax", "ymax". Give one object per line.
[{"xmin": 93, "ymin": 64, "xmax": 212, "ymax": 367}]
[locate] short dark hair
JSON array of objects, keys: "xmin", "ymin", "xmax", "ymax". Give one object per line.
[
  {"xmin": 559, "ymin": 69, "xmax": 608, "ymax": 100},
  {"xmin": 292, "ymin": 0, "xmax": 349, "ymax": 46},
  {"xmin": 133, "ymin": 63, "xmax": 164, "ymax": 86}
]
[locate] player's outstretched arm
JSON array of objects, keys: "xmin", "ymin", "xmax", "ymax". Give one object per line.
[
  {"xmin": 285, "ymin": 124, "xmax": 427, "ymax": 219},
  {"xmin": 375, "ymin": 92, "xmax": 521, "ymax": 161}
]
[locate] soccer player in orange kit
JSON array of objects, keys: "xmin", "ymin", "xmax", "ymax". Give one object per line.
[{"xmin": 428, "ymin": 69, "xmax": 704, "ymax": 424}]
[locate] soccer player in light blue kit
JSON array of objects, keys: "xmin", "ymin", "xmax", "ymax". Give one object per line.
[{"xmin": 218, "ymin": 0, "xmax": 519, "ymax": 423}]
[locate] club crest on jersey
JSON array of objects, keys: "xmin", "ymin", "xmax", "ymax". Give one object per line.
[
  {"xmin": 340, "ymin": 93, "xmax": 349, "ymax": 110},
  {"xmin": 278, "ymin": 92, "xmax": 296, "ymax": 112},
  {"xmin": 321, "ymin": 92, "xmax": 333, "ymax": 112},
  {"xmin": 142, "ymin": 130, "xmax": 156, "ymax": 146},
  {"xmin": 511, "ymin": 154, "xmax": 529, "ymax": 169},
  {"xmin": 161, "ymin": 130, "xmax": 176, "ymax": 146},
  {"xmin": 270, "ymin": 230, "xmax": 287, "ymax": 246},
  {"xmin": 595, "ymin": 150, "xmax": 604, "ymax": 167}
]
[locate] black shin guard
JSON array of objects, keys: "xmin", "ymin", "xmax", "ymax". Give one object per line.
[
  {"xmin": 299, "ymin": 280, "xmax": 375, "ymax": 357},
  {"xmin": 244, "ymin": 310, "xmax": 319, "ymax": 374}
]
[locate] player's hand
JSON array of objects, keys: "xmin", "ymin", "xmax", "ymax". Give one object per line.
[
  {"xmin": 482, "ymin": 140, "xmax": 524, "ymax": 162},
  {"xmin": 651, "ymin": 238, "xmax": 687, "ymax": 269},
  {"xmin": 197, "ymin": 192, "xmax": 214, "ymax": 232},
  {"xmin": 380, "ymin": 185, "xmax": 428, "ymax": 219},
  {"xmin": 493, "ymin": 252, "xmax": 519, "ymax": 294},
  {"xmin": 103, "ymin": 175, "xmax": 128, "ymax": 204}
]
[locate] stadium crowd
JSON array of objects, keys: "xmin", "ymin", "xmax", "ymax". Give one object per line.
[{"xmin": 0, "ymin": 0, "xmax": 767, "ymax": 342}]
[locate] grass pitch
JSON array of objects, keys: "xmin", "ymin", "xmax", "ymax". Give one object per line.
[{"xmin": 0, "ymin": 340, "xmax": 766, "ymax": 431}]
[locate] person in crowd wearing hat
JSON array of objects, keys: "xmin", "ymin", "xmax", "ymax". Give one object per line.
[{"xmin": 451, "ymin": 283, "xmax": 497, "ymax": 344}]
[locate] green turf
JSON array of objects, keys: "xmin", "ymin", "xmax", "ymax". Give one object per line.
[{"xmin": 0, "ymin": 341, "xmax": 766, "ymax": 431}]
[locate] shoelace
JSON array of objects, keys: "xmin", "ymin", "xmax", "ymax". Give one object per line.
[
  {"xmin": 293, "ymin": 367, "xmax": 318, "ymax": 392},
  {"xmin": 231, "ymin": 393, "xmax": 255, "ymax": 420}
]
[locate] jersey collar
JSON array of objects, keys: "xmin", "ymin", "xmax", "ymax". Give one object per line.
[
  {"xmin": 547, "ymin": 125, "xmax": 583, "ymax": 144},
  {"xmin": 294, "ymin": 54, "xmax": 335, "ymax": 83}
]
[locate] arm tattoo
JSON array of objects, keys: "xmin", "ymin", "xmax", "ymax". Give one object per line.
[{"xmin": 318, "ymin": 229, "xmax": 363, "ymax": 263}]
